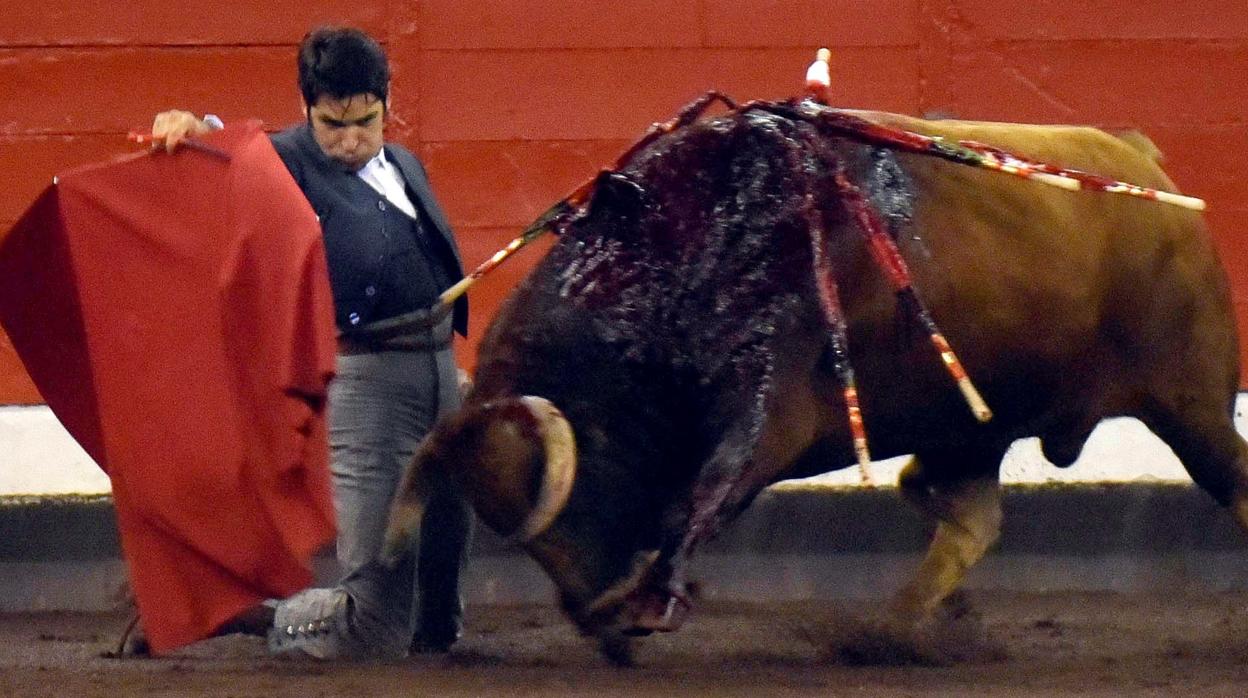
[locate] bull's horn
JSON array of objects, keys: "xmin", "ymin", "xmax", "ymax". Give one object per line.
[
  {"xmin": 452, "ymin": 396, "xmax": 577, "ymax": 544},
  {"xmin": 509, "ymin": 396, "xmax": 577, "ymax": 543}
]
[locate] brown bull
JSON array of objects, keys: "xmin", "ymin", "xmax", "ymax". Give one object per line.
[{"xmin": 384, "ymin": 106, "xmax": 1247, "ymax": 663}]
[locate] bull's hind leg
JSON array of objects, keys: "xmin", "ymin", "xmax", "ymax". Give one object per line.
[
  {"xmin": 888, "ymin": 447, "xmax": 1004, "ymax": 626},
  {"xmin": 1138, "ymin": 399, "xmax": 1248, "ymax": 528}
]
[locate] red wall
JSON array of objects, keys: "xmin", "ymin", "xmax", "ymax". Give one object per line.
[{"xmin": 3, "ymin": 1, "xmax": 1247, "ymax": 403}]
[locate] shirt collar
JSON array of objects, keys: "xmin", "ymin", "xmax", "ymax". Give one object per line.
[{"xmin": 362, "ymin": 148, "xmax": 389, "ymax": 173}]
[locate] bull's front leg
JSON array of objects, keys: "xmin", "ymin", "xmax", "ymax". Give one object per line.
[
  {"xmin": 888, "ymin": 452, "xmax": 1003, "ymax": 626},
  {"xmin": 628, "ymin": 391, "xmax": 775, "ymax": 633}
]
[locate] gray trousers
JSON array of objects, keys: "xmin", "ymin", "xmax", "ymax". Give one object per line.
[{"xmin": 270, "ymin": 344, "xmax": 472, "ymax": 658}]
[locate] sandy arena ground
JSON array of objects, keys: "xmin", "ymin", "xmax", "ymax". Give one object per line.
[{"xmin": 4, "ymin": 591, "xmax": 1248, "ymax": 696}]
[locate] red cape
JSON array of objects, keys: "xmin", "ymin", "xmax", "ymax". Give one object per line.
[{"xmin": 0, "ymin": 122, "xmax": 337, "ymax": 653}]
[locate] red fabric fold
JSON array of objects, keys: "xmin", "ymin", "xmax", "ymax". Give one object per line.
[{"xmin": 0, "ymin": 122, "xmax": 337, "ymax": 653}]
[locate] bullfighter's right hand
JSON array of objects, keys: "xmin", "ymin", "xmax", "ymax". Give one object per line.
[{"xmin": 150, "ymin": 110, "xmax": 214, "ymax": 154}]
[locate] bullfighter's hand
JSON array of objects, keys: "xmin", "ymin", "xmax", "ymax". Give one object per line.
[{"xmin": 151, "ymin": 110, "xmax": 213, "ymax": 154}]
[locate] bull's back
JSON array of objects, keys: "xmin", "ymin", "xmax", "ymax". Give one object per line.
[
  {"xmin": 853, "ymin": 111, "xmax": 1177, "ymax": 188},
  {"xmin": 833, "ymin": 112, "xmax": 1234, "ymax": 456}
]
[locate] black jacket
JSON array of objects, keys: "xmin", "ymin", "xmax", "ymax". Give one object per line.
[{"xmin": 270, "ymin": 123, "xmax": 468, "ymax": 336}]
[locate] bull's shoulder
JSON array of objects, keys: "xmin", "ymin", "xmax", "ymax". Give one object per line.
[{"xmin": 840, "ymin": 110, "xmax": 1173, "ymax": 188}]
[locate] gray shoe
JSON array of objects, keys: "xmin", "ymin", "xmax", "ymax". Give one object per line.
[
  {"xmin": 267, "ymin": 588, "xmax": 352, "ymax": 659},
  {"xmin": 267, "ymin": 587, "xmax": 412, "ymax": 660}
]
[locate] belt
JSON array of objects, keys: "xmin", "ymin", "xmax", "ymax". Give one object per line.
[
  {"xmin": 338, "ymin": 311, "xmax": 454, "ymax": 355},
  {"xmin": 337, "ymin": 331, "xmax": 451, "ymax": 355}
]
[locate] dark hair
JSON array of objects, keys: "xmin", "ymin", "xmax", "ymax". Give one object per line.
[{"xmin": 297, "ymin": 27, "xmax": 390, "ymax": 109}]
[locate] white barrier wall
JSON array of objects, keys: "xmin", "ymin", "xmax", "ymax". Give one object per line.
[
  {"xmin": 4, "ymin": 396, "xmax": 1248, "ymax": 495},
  {"xmin": 0, "ymin": 406, "xmax": 110, "ymax": 495}
]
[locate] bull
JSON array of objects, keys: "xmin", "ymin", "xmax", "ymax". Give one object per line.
[{"xmin": 383, "ymin": 104, "xmax": 1247, "ymax": 662}]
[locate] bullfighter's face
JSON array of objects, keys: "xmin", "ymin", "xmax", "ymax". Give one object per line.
[{"xmin": 306, "ymin": 93, "xmax": 386, "ymax": 172}]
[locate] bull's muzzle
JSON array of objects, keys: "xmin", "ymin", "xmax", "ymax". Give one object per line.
[{"xmin": 581, "ymin": 550, "xmax": 693, "ymax": 636}]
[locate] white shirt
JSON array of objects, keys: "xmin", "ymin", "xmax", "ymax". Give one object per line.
[{"xmin": 356, "ymin": 149, "xmax": 419, "ymax": 221}]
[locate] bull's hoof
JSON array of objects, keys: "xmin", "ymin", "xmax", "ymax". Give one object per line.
[{"xmin": 628, "ymin": 594, "xmax": 691, "ymax": 634}]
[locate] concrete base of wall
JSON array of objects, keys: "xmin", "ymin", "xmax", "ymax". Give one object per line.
[{"xmin": 4, "ymin": 484, "xmax": 1247, "ymax": 612}]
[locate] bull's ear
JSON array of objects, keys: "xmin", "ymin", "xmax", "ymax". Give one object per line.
[
  {"xmin": 452, "ymin": 396, "xmax": 577, "ymax": 543},
  {"xmin": 382, "ymin": 425, "xmax": 443, "ymax": 567}
]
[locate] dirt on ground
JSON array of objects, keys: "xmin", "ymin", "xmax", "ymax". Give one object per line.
[{"xmin": 4, "ymin": 590, "xmax": 1248, "ymax": 697}]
